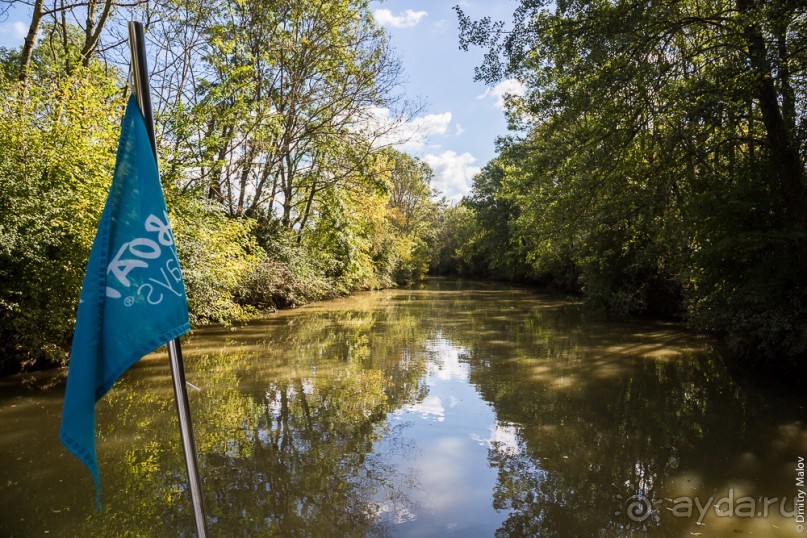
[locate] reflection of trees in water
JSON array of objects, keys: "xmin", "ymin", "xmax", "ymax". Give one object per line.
[
  {"xmin": 64, "ymin": 283, "xmax": 802, "ymax": 536},
  {"xmin": 362, "ymin": 285, "xmax": 754, "ymax": 535},
  {"xmin": 441, "ymin": 300, "xmax": 788, "ymax": 537},
  {"xmin": 384, "ymin": 284, "xmax": 797, "ymax": 536},
  {"xmin": 204, "ymin": 371, "xmax": 395, "ymax": 536},
  {"xmin": 81, "ymin": 303, "xmax": 430, "ymax": 536}
]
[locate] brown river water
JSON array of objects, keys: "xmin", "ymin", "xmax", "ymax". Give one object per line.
[{"xmin": 0, "ymin": 279, "xmax": 804, "ymax": 537}]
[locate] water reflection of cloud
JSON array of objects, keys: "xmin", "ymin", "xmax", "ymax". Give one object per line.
[
  {"xmin": 425, "ymin": 336, "xmax": 470, "ymax": 382},
  {"xmin": 402, "ymin": 395, "xmax": 445, "ymax": 422},
  {"xmin": 418, "ymin": 436, "xmax": 477, "ymax": 510},
  {"xmin": 472, "ymin": 423, "xmax": 522, "ymax": 456}
]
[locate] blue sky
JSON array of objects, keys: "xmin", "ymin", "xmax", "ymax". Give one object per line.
[
  {"xmin": 370, "ymin": 0, "xmax": 522, "ymax": 201},
  {"xmin": 0, "ymin": 1, "xmax": 521, "ymax": 201}
]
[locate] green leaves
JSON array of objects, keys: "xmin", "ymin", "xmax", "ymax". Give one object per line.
[
  {"xmin": 450, "ymin": 0, "xmax": 807, "ymax": 365},
  {"xmin": 0, "ymin": 64, "xmax": 123, "ymax": 371},
  {"xmin": 0, "ymin": 1, "xmax": 432, "ymax": 373}
]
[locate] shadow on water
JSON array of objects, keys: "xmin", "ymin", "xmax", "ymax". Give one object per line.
[{"xmin": 0, "ymin": 278, "xmax": 804, "ymax": 537}]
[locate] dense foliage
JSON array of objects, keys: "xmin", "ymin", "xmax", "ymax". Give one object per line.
[
  {"xmin": 3, "ymin": 0, "xmax": 803, "ymax": 374},
  {"xmin": 0, "ymin": 1, "xmax": 437, "ymax": 373},
  {"xmin": 444, "ymin": 0, "xmax": 806, "ymax": 369}
]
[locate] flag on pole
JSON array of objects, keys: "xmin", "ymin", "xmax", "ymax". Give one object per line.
[{"xmin": 59, "ymin": 94, "xmax": 190, "ymax": 508}]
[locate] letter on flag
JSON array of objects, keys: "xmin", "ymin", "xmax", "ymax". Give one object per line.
[{"xmin": 59, "ymin": 95, "xmax": 190, "ymax": 507}]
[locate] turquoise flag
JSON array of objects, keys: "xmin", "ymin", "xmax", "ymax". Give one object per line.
[{"xmin": 60, "ymin": 95, "xmax": 190, "ymax": 508}]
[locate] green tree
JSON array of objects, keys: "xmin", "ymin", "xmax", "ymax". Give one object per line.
[
  {"xmin": 382, "ymin": 149, "xmax": 437, "ymax": 283},
  {"xmin": 454, "ymin": 0, "xmax": 807, "ymax": 365},
  {"xmin": 0, "ymin": 48, "xmax": 123, "ymax": 371},
  {"xmin": 0, "ymin": 1, "xmax": 436, "ymax": 373},
  {"xmin": 151, "ymin": 0, "xmax": 403, "ymax": 227}
]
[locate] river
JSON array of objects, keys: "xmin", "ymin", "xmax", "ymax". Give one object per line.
[{"xmin": 0, "ymin": 279, "xmax": 804, "ymax": 537}]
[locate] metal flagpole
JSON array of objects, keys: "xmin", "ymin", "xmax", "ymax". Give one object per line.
[{"xmin": 128, "ymin": 21, "xmax": 208, "ymax": 538}]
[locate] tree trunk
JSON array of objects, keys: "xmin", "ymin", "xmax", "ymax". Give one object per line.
[
  {"xmin": 18, "ymin": 0, "xmax": 45, "ymax": 82},
  {"xmin": 735, "ymin": 0, "xmax": 807, "ymax": 277},
  {"xmin": 296, "ymin": 181, "xmax": 318, "ymax": 243},
  {"xmin": 773, "ymin": 17, "xmax": 797, "ymax": 139},
  {"xmin": 736, "ymin": 0, "xmax": 805, "ymax": 233},
  {"xmin": 80, "ymin": 0, "xmax": 114, "ymax": 68},
  {"xmin": 208, "ymin": 123, "xmax": 231, "ymax": 205},
  {"xmin": 236, "ymin": 141, "xmax": 257, "ymax": 216}
]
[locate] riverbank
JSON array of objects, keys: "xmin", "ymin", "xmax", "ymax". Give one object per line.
[{"xmin": 7, "ymin": 272, "xmax": 803, "ymax": 387}]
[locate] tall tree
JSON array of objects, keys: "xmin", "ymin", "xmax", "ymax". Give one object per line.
[
  {"xmin": 150, "ymin": 0, "xmax": 405, "ymax": 230},
  {"xmin": 454, "ymin": 0, "xmax": 807, "ymax": 364}
]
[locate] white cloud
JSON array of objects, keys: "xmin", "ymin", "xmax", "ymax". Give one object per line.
[
  {"xmin": 356, "ymin": 112, "xmax": 477, "ymax": 200},
  {"xmin": 478, "ymin": 78, "xmax": 527, "ymax": 110},
  {"xmin": 409, "ymin": 112, "xmax": 452, "ymax": 141},
  {"xmin": 423, "ymin": 151, "xmax": 480, "ymax": 203},
  {"xmin": 374, "ymin": 8, "xmax": 428, "ymax": 29},
  {"xmin": 363, "ymin": 107, "xmax": 452, "ymax": 152}
]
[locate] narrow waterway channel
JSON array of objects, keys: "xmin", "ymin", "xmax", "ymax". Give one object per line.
[{"xmin": 0, "ymin": 279, "xmax": 804, "ymax": 537}]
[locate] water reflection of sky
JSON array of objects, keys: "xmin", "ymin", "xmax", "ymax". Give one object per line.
[{"xmin": 374, "ymin": 336, "xmax": 511, "ymax": 536}]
